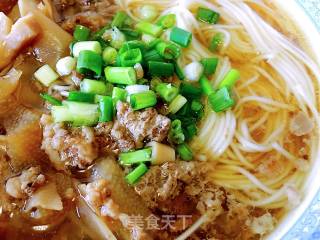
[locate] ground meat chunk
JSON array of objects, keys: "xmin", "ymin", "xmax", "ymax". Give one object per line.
[
  {"xmin": 41, "ymin": 115, "xmax": 98, "ymax": 170},
  {"xmin": 134, "ymin": 161, "xmax": 198, "ymax": 209},
  {"xmin": 5, "ymin": 167, "xmax": 46, "ymax": 199},
  {"xmin": 53, "ymin": 0, "xmax": 118, "ymax": 32},
  {"xmin": 116, "ymin": 102, "xmax": 171, "ymax": 148},
  {"xmin": 84, "ymin": 179, "xmax": 111, "ymax": 208},
  {"xmin": 94, "ymin": 122, "xmax": 135, "ymax": 155}
]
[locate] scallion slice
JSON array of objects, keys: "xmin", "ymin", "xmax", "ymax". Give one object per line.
[
  {"xmin": 103, "ymin": 47, "xmax": 118, "ymax": 65},
  {"xmin": 174, "ymin": 62, "xmax": 185, "ymax": 80},
  {"xmin": 177, "ymin": 143, "xmax": 193, "ymax": 161},
  {"xmin": 199, "ymin": 75, "xmax": 214, "ymax": 96},
  {"xmin": 196, "ymin": 7, "xmax": 220, "ymax": 24},
  {"xmin": 157, "ymin": 14, "xmax": 176, "ymax": 29},
  {"xmin": 209, "ymin": 33, "xmax": 224, "ymax": 52},
  {"xmin": 68, "ymin": 91, "xmax": 95, "ymax": 103},
  {"xmin": 148, "ymin": 61, "xmax": 174, "ymax": 77},
  {"xmin": 180, "ymin": 83, "xmax": 202, "ymax": 98},
  {"xmin": 156, "ymin": 41, "xmax": 181, "ymax": 60},
  {"xmin": 76, "ymin": 50, "xmax": 103, "ymax": 76},
  {"xmin": 119, "ymin": 148, "xmax": 152, "ymax": 165},
  {"xmin": 40, "ymin": 93, "xmax": 62, "ymax": 106},
  {"xmin": 80, "ymin": 79, "xmax": 109, "ymax": 95},
  {"xmin": 99, "ymin": 96, "xmax": 113, "ymax": 122},
  {"xmin": 51, "ymin": 106, "xmax": 73, "ymax": 123},
  {"xmin": 218, "ymin": 69, "xmax": 240, "ymax": 89},
  {"xmin": 119, "ymin": 40, "xmax": 146, "ymax": 55},
  {"xmin": 74, "ymin": 25, "xmax": 91, "ymax": 41},
  {"xmin": 168, "ymin": 95, "xmax": 187, "ymax": 114},
  {"xmin": 201, "ymin": 58, "xmax": 219, "ymax": 76},
  {"xmin": 135, "ymin": 21, "xmax": 163, "ymax": 37},
  {"xmin": 120, "ymin": 48, "xmax": 143, "ymax": 67},
  {"xmin": 170, "ymin": 27, "xmax": 192, "ymax": 48},
  {"xmin": 105, "ymin": 67, "xmax": 137, "ymax": 85},
  {"xmin": 130, "ymin": 90, "xmax": 157, "ymax": 110},
  {"xmin": 73, "ymin": 41, "xmax": 102, "ymax": 58},
  {"xmin": 62, "ymin": 101, "xmax": 99, "ymax": 126},
  {"xmin": 208, "ymin": 87, "xmax": 235, "ymax": 112},
  {"xmin": 111, "ymin": 11, "xmax": 128, "ymax": 28},
  {"xmin": 155, "ymin": 83, "xmax": 179, "ymax": 102},
  {"xmin": 125, "ymin": 163, "xmax": 149, "ymax": 185},
  {"xmin": 144, "ymin": 49, "xmax": 164, "ymax": 62},
  {"xmin": 112, "ymin": 87, "xmax": 127, "ymax": 102}
]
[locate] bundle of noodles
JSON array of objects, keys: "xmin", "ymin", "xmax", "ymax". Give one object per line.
[{"xmin": 117, "ymin": 0, "xmax": 319, "ymax": 238}]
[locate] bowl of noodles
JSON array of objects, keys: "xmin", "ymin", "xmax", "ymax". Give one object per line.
[{"xmin": 0, "ymin": 0, "xmax": 319, "ymax": 239}]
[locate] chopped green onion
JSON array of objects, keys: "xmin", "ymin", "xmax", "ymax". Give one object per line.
[
  {"xmin": 111, "ymin": 11, "xmax": 128, "ymax": 28},
  {"xmin": 63, "ymin": 101, "xmax": 99, "ymax": 126},
  {"xmin": 125, "ymin": 163, "xmax": 149, "ymax": 185},
  {"xmin": 91, "ymin": 25, "xmax": 110, "ymax": 41},
  {"xmin": 34, "ymin": 64, "xmax": 59, "ymax": 87},
  {"xmin": 155, "ymin": 83, "xmax": 179, "ymax": 102},
  {"xmin": 144, "ymin": 49, "xmax": 164, "ymax": 62},
  {"xmin": 51, "ymin": 106, "xmax": 73, "ymax": 123},
  {"xmin": 168, "ymin": 95, "xmax": 187, "ymax": 114},
  {"xmin": 119, "ymin": 40, "xmax": 146, "ymax": 55},
  {"xmin": 139, "ymin": 5, "xmax": 159, "ymax": 22},
  {"xmin": 80, "ymin": 79, "xmax": 109, "ymax": 95},
  {"xmin": 147, "ymin": 38, "xmax": 162, "ymax": 50},
  {"xmin": 209, "ymin": 33, "xmax": 224, "ymax": 52},
  {"xmin": 157, "ymin": 14, "xmax": 176, "ymax": 29},
  {"xmin": 119, "ymin": 148, "xmax": 152, "ymax": 165},
  {"xmin": 111, "ymin": 27, "xmax": 126, "ymax": 49},
  {"xmin": 105, "ymin": 67, "xmax": 137, "ymax": 85},
  {"xmin": 148, "ymin": 61, "xmax": 174, "ymax": 77},
  {"xmin": 74, "ymin": 25, "xmax": 91, "ymax": 41},
  {"xmin": 112, "ymin": 87, "xmax": 127, "ymax": 102},
  {"xmin": 156, "ymin": 41, "xmax": 181, "ymax": 59},
  {"xmin": 201, "ymin": 58, "xmax": 219, "ymax": 76},
  {"xmin": 130, "ymin": 90, "xmax": 157, "ymax": 110},
  {"xmin": 76, "ymin": 50, "xmax": 103, "ymax": 76},
  {"xmin": 120, "ymin": 48, "xmax": 143, "ymax": 67},
  {"xmin": 168, "ymin": 119, "xmax": 185, "ymax": 144},
  {"xmin": 218, "ymin": 69, "xmax": 240, "ymax": 89},
  {"xmin": 68, "ymin": 91, "xmax": 95, "ymax": 103},
  {"xmin": 170, "ymin": 27, "xmax": 192, "ymax": 48},
  {"xmin": 134, "ymin": 63, "xmax": 144, "ymax": 79},
  {"xmin": 174, "ymin": 62, "xmax": 185, "ymax": 80},
  {"xmin": 120, "ymin": 28, "xmax": 141, "ymax": 40},
  {"xmin": 209, "ymin": 87, "xmax": 235, "ymax": 112},
  {"xmin": 199, "ymin": 75, "xmax": 214, "ymax": 96},
  {"xmin": 184, "ymin": 61, "xmax": 204, "ymax": 82},
  {"xmin": 177, "ymin": 143, "xmax": 193, "ymax": 161},
  {"xmin": 184, "ymin": 123, "xmax": 198, "ymax": 141},
  {"xmin": 40, "ymin": 93, "xmax": 62, "ymax": 106},
  {"xmin": 99, "ymin": 96, "xmax": 113, "ymax": 122},
  {"xmin": 180, "ymin": 83, "xmax": 202, "ymax": 98},
  {"xmin": 73, "ymin": 41, "xmax": 102, "ymax": 58},
  {"xmin": 103, "ymin": 47, "xmax": 118, "ymax": 65},
  {"xmin": 126, "ymin": 85, "xmax": 149, "ymax": 95},
  {"xmin": 135, "ymin": 21, "xmax": 163, "ymax": 37},
  {"xmin": 196, "ymin": 7, "xmax": 220, "ymax": 24},
  {"xmin": 141, "ymin": 34, "xmax": 156, "ymax": 45},
  {"xmin": 191, "ymin": 99, "xmax": 203, "ymax": 111},
  {"xmin": 56, "ymin": 56, "xmax": 76, "ymax": 77}
]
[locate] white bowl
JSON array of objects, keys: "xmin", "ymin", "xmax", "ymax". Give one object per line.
[{"xmin": 268, "ymin": 1, "xmax": 320, "ymax": 239}]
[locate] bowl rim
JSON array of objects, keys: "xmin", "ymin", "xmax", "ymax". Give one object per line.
[{"xmin": 267, "ymin": 1, "xmax": 320, "ymax": 239}]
